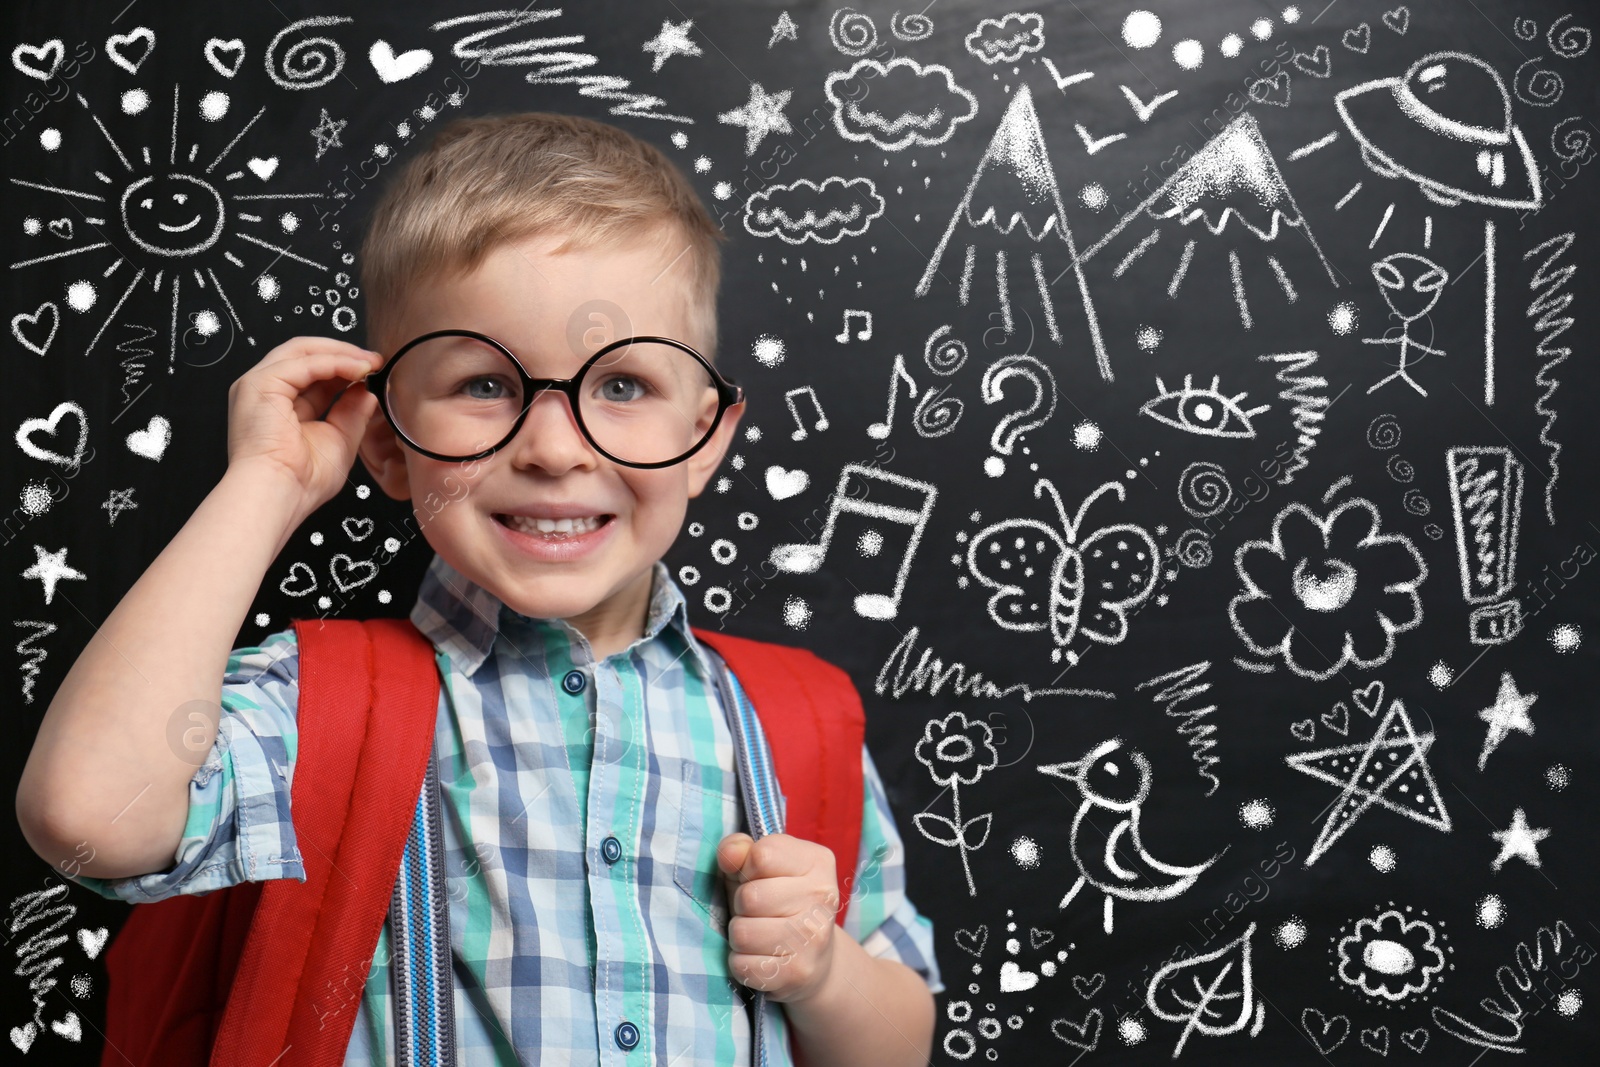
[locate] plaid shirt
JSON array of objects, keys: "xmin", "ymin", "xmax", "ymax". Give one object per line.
[{"xmin": 72, "ymin": 552, "xmax": 942, "ymax": 1065}]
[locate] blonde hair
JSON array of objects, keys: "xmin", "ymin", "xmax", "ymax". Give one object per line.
[{"xmin": 360, "ymin": 112, "xmax": 725, "ymax": 357}]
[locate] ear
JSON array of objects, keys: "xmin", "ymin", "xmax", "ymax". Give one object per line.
[
  {"xmin": 357, "ymin": 408, "xmax": 414, "ymax": 502},
  {"xmin": 686, "ymin": 400, "xmax": 744, "ymax": 499}
]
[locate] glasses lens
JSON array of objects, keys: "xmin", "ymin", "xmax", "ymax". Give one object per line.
[
  {"xmin": 385, "ymin": 334, "xmax": 525, "ymax": 458},
  {"xmin": 578, "ymin": 341, "xmax": 720, "ymax": 465}
]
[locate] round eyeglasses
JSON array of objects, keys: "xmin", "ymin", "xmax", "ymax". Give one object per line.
[{"xmin": 362, "ymin": 330, "xmax": 744, "ymax": 468}]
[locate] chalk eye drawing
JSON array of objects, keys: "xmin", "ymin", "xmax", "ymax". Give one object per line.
[
  {"xmin": 1038, "ymin": 738, "xmax": 1225, "ymax": 933},
  {"xmin": 824, "ymin": 56, "xmax": 978, "ymax": 150},
  {"xmin": 964, "ymin": 13, "xmax": 1044, "ymax": 64},
  {"xmin": 1229, "ymin": 495, "xmax": 1427, "ymax": 680},
  {"xmin": 769, "ymin": 463, "xmax": 937, "ymax": 620},
  {"xmin": 980, "ymin": 355, "xmax": 1055, "ymax": 476},
  {"xmin": 1141, "ymin": 375, "xmax": 1269, "ymax": 438},
  {"xmin": 913, "ymin": 711, "xmax": 999, "ymax": 896},
  {"xmin": 1363, "ymin": 253, "xmax": 1448, "ymax": 396},
  {"xmin": 1446, "ymin": 447, "xmax": 1525, "ymax": 645},
  {"xmin": 1334, "ymin": 904, "xmax": 1451, "ymax": 1003},
  {"xmin": 20, "ymin": 545, "xmax": 87, "ymax": 606},
  {"xmin": 916, "ymin": 86, "xmax": 1107, "ymax": 376},
  {"xmin": 716, "ymin": 82, "xmax": 793, "ymax": 155},
  {"xmin": 742, "ymin": 176, "xmax": 884, "ymax": 244},
  {"xmin": 1475, "ymin": 672, "xmax": 1537, "ymax": 772},
  {"xmin": 1146, "ymin": 922, "xmax": 1264, "ymax": 1056},
  {"xmin": 1286, "ymin": 691, "xmax": 1452, "ymax": 866},
  {"xmin": 966, "ymin": 478, "xmax": 1158, "ymax": 664}
]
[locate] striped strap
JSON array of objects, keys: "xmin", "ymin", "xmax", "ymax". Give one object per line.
[{"xmin": 389, "ymin": 750, "xmax": 457, "ymax": 1067}]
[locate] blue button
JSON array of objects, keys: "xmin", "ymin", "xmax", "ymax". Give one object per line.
[
  {"xmin": 614, "ymin": 1021, "xmax": 640, "ymax": 1050},
  {"xmin": 562, "ymin": 669, "xmax": 586, "ymax": 694},
  {"xmin": 601, "ymin": 836, "xmax": 623, "ymax": 865}
]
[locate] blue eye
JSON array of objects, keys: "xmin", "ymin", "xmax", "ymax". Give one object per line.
[{"xmin": 1140, "ymin": 375, "xmax": 1270, "ymax": 438}]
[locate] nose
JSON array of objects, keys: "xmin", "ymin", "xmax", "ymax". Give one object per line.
[{"xmin": 503, "ymin": 387, "xmax": 597, "ymax": 474}]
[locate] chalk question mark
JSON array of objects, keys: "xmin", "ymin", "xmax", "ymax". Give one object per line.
[{"xmin": 980, "ymin": 355, "xmax": 1057, "ymax": 477}]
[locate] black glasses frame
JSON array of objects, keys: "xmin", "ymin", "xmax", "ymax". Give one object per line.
[{"xmin": 363, "ymin": 329, "xmax": 745, "ymax": 468}]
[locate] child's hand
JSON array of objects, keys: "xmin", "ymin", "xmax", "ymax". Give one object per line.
[
  {"xmin": 227, "ymin": 337, "xmax": 384, "ymax": 515},
  {"xmin": 716, "ymin": 832, "xmax": 841, "ymax": 1004}
]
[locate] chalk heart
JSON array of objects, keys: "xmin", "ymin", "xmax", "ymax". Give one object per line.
[
  {"xmin": 341, "ymin": 516, "xmax": 375, "ymax": 542},
  {"xmin": 1049, "ymin": 1009, "xmax": 1103, "ymax": 1052},
  {"xmin": 76, "ymin": 926, "xmax": 109, "ymax": 959},
  {"xmin": 126, "ymin": 416, "xmax": 172, "ymax": 461},
  {"xmin": 1029, "ymin": 926, "xmax": 1054, "ymax": 950},
  {"xmin": 1360, "ymin": 1025, "xmax": 1391, "ymax": 1056},
  {"xmin": 17, "ymin": 401, "xmax": 87, "ymax": 469},
  {"xmin": 1383, "ymin": 7, "xmax": 1410, "ymax": 35},
  {"xmin": 12, "ymin": 300, "xmax": 61, "ymax": 356},
  {"xmin": 247, "ymin": 157, "xmax": 279, "ymax": 181},
  {"xmin": 278, "ymin": 561, "xmax": 317, "ymax": 597},
  {"xmin": 1290, "ymin": 718, "xmax": 1317, "ymax": 742},
  {"xmin": 1293, "ymin": 45, "xmax": 1332, "ymax": 78},
  {"xmin": 1320, "ymin": 701, "xmax": 1350, "ymax": 736},
  {"xmin": 106, "ymin": 27, "xmax": 155, "ymax": 74},
  {"xmin": 1302, "ymin": 1009, "xmax": 1351, "ymax": 1054},
  {"xmin": 12, "ymin": 39, "xmax": 64, "ymax": 81},
  {"xmin": 48, "ymin": 217, "xmax": 73, "ymax": 240},
  {"xmin": 50, "ymin": 1012, "xmax": 82, "ymax": 1043},
  {"xmin": 1249, "ymin": 71, "xmax": 1292, "ymax": 107},
  {"xmin": 764, "ymin": 464, "xmax": 809, "ymax": 500},
  {"xmin": 1353, "ymin": 680, "xmax": 1385, "ymax": 717},
  {"xmin": 204, "ymin": 37, "xmax": 246, "ymax": 78},
  {"xmin": 953, "ymin": 924, "xmax": 988, "ymax": 956},
  {"xmin": 1071, "ymin": 972, "xmax": 1105, "ymax": 1000},
  {"xmin": 1343, "ymin": 23, "xmax": 1372, "ymax": 53},
  {"xmin": 1400, "ymin": 1027, "xmax": 1429, "ymax": 1053},
  {"xmin": 998, "ymin": 960, "xmax": 1038, "ymax": 993},
  {"xmin": 330, "ymin": 553, "xmax": 377, "ymax": 593},
  {"xmin": 369, "ymin": 40, "xmax": 433, "ymax": 83},
  {"xmin": 10, "ymin": 1023, "xmax": 36, "ymax": 1053}
]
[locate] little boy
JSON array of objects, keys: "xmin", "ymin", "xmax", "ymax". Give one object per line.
[{"xmin": 18, "ymin": 112, "xmax": 940, "ymax": 1064}]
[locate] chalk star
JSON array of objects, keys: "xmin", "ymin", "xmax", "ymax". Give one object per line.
[
  {"xmin": 642, "ymin": 19, "xmax": 702, "ymax": 72},
  {"xmin": 768, "ymin": 11, "xmax": 799, "ymax": 48},
  {"xmin": 718, "ymin": 82, "xmax": 793, "ymax": 156},
  {"xmin": 1476, "ymin": 671, "xmax": 1538, "ymax": 770},
  {"xmin": 310, "ymin": 108, "xmax": 347, "ymax": 160},
  {"xmin": 102, "ymin": 487, "xmax": 137, "ymax": 525},
  {"xmin": 1490, "ymin": 807, "xmax": 1549, "ymax": 870},
  {"xmin": 21, "ymin": 544, "xmax": 86, "ymax": 605}
]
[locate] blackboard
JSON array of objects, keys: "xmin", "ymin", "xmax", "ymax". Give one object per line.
[{"xmin": 6, "ymin": 0, "xmax": 1599, "ymax": 1062}]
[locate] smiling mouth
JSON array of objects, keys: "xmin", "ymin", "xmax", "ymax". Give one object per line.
[
  {"xmin": 495, "ymin": 513, "xmax": 611, "ymax": 537},
  {"xmin": 157, "ymin": 215, "xmax": 204, "ymax": 233}
]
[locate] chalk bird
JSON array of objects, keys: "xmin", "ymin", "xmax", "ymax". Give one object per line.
[{"xmin": 1038, "ymin": 738, "xmax": 1226, "ymax": 933}]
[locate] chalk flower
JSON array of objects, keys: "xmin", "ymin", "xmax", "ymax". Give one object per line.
[
  {"xmin": 1336, "ymin": 908, "xmax": 1447, "ymax": 1002},
  {"xmin": 915, "ymin": 711, "xmax": 999, "ymax": 788}
]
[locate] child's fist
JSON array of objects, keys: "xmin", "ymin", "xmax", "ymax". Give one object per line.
[
  {"xmin": 226, "ymin": 337, "xmax": 384, "ymax": 515},
  {"xmin": 717, "ymin": 832, "xmax": 841, "ymax": 1004}
]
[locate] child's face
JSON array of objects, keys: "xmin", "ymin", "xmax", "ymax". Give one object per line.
[{"xmin": 359, "ymin": 230, "xmax": 739, "ymax": 649}]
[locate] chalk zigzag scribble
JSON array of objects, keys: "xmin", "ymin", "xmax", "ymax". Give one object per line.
[
  {"xmin": 1525, "ymin": 232, "xmax": 1574, "ymax": 525},
  {"xmin": 1135, "ymin": 661, "xmax": 1222, "ymax": 796}
]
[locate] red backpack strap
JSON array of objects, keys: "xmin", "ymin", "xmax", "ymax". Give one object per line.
[
  {"xmin": 691, "ymin": 628, "xmax": 865, "ymax": 925},
  {"xmin": 210, "ymin": 616, "xmax": 440, "ymax": 1067}
]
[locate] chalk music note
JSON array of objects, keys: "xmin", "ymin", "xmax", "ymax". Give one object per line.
[
  {"xmin": 867, "ymin": 353, "xmax": 917, "ymax": 439},
  {"xmin": 835, "ymin": 308, "xmax": 873, "ymax": 342},
  {"xmin": 769, "ymin": 463, "xmax": 938, "ymax": 620},
  {"xmin": 784, "ymin": 386, "xmax": 829, "ymax": 441}
]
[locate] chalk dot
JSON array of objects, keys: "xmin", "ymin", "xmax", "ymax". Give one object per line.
[
  {"xmin": 984, "ymin": 455, "xmax": 1005, "ymax": 477},
  {"xmin": 1173, "ymin": 39, "xmax": 1204, "ymax": 69},
  {"xmin": 309, "ymin": 531, "xmax": 325, "ymax": 547},
  {"xmin": 356, "ymin": 485, "xmax": 371, "ymax": 499},
  {"xmin": 373, "ymin": 143, "xmax": 391, "ymax": 159},
  {"xmin": 376, "ymin": 589, "xmax": 392, "ymax": 604},
  {"xmin": 1079, "ymin": 182, "xmax": 1109, "ymax": 210},
  {"xmin": 1328, "ymin": 301, "xmax": 1359, "ymax": 335},
  {"xmin": 692, "ymin": 155, "xmax": 712, "ymax": 174},
  {"xmin": 1005, "ymin": 937, "xmax": 1020, "ymax": 954},
  {"xmin": 678, "ymin": 565, "xmax": 700, "ymax": 586},
  {"xmin": 730, "ymin": 454, "xmax": 746, "ymax": 470},
  {"xmin": 1274, "ymin": 917, "xmax": 1307, "ymax": 949},
  {"xmin": 670, "ymin": 131, "xmax": 689, "ymax": 148},
  {"xmin": 317, "ymin": 596, "xmax": 332, "ymax": 610},
  {"xmin": 257, "ymin": 275, "xmax": 281, "ymax": 301},
  {"xmin": 1476, "ymin": 893, "xmax": 1506, "ymax": 929},
  {"xmin": 1118, "ymin": 1016, "xmax": 1147, "ymax": 1045},
  {"xmin": 254, "ymin": 612, "xmax": 273, "ymax": 627},
  {"xmin": 1368, "ymin": 844, "xmax": 1397, "ymax": 872},
  {"xmin": 121, "ymin": 88, "xmax": 150, "ymax": 114},
  {"xmin": 383, "ymin": 537, "xmax": 401, "ymax": 554},
  {"xmin": 1557, "ymin": 990, "xmax": 1583, "ymax": 1018},
  {"xmin": 687, "ymin": 522, "xmax": 705, "ymax": 537},
  {"xmin": 737, "ymin": 511, "xmax": 759, "ymax": 531},
  {"xmin": 1072, "ymin": 421, "xmax": 1103, "ymax": 451},
  {"xmin": 1010, "ymin": 835, "xmax": 1041, "ymax": 869},
  {"xmin": 751, "ymin": 333, "xmax": 785, "ymax": 367},
  {"xmin": 70, "ymin": 972, "xmax": 92, "ymax": 997},
  {"xmin": 702, "ymin": 586, "xmax": 733, "ymax": 615},
  {"xmin": 20, "ymin": 481, "xmax": 52, "ymax": 517},
  {"xmin": 1039, "ymin": 960, "xmax": 1056, "ymax": 977},
  {"xmin": 714, "ymin": 476, "xmax": 731, "ymax": 493},
  {"xmin": 783, "ymin": 595, "xmax": 812, "ymax": 629},
  {"xmin": 1550, "ymin": 623, "xmax": 1582, "ymax": 653},
  {"xmin": 39, "ymin": 127, "xmax": 61, "ymax": 151},
  {"xmin": 1123, "ymin": 11, "xmax": 1162, "ymax": 49},
  {"xmin": 744, "ymin": 425, "xmax": 762, "ymax": 442},
  {"xmin": 280, "ymin": 212, "xmax": 300, "ymax": 233},
  {"xmin": 200, "ymin": 90, "xmax": 230, "ymax": 121},
  {"xmin": 1251, "ymin": 18, "xmax": 1274, "ymax": 40},
  {"xmin": 1547, "ymin": 763, "xmax": 1571, "ymax": 791},
  {"xmin": 22, "ymin": 217, "xmax": 41, "ymax": 235},
  {"xmin": 396, "ymin": 122, "xmax": 412, "ymax": 139},
  {"xmin": 1135, "ymin": 325, "xmax": 1163, "ymax": 351},
  {"xmin": 858, "ymin": 528, "xmax": 884, "ymax": 557},
  {"xmin": 713, "ymin": 181, "xmax": 734, "ymax": 200},
  {"xmin": 65, "ymin": 280, "xmax": 96, "ymax": 312},
  {"xmin": 1239, "ymin": 799, "xmax": 1275, "ymax": 830},
  {"xmin": 1283, "ymin": 6, "xmax": 1303, "ymax": 23},
  {"xmin": 192, "ymin": 309, "xmax": 221, "ymax": 337},
  {"xmin": 1220, "ymin": 33, "xmax": 1244, "ymax": 57},
  {"xmin": 1427, "ymin": 661, "xmax": 1454, "ymax": 688}
]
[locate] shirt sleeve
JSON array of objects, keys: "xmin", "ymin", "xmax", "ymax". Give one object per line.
[
  {"xmin": 840, "ymin": 743, "xmax": 944, "ymax": 994},
  {"xmin": 67, "ymin": 629, "xmax": 306, "ymax": 903}
]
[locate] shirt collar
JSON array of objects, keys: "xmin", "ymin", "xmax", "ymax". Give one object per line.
[{"xmin": 408, "ymin": 552, "xmax": 714, "ymax": 680}]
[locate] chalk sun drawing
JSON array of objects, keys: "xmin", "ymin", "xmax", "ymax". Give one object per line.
[{"xmin": 1040, "ymin": 739, "xmax": 1226, "ymax": 934}]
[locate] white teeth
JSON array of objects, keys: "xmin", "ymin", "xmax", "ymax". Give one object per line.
[{"xmin": 502, "ymin": 513, "xmax": 603, "ymax": 536}]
